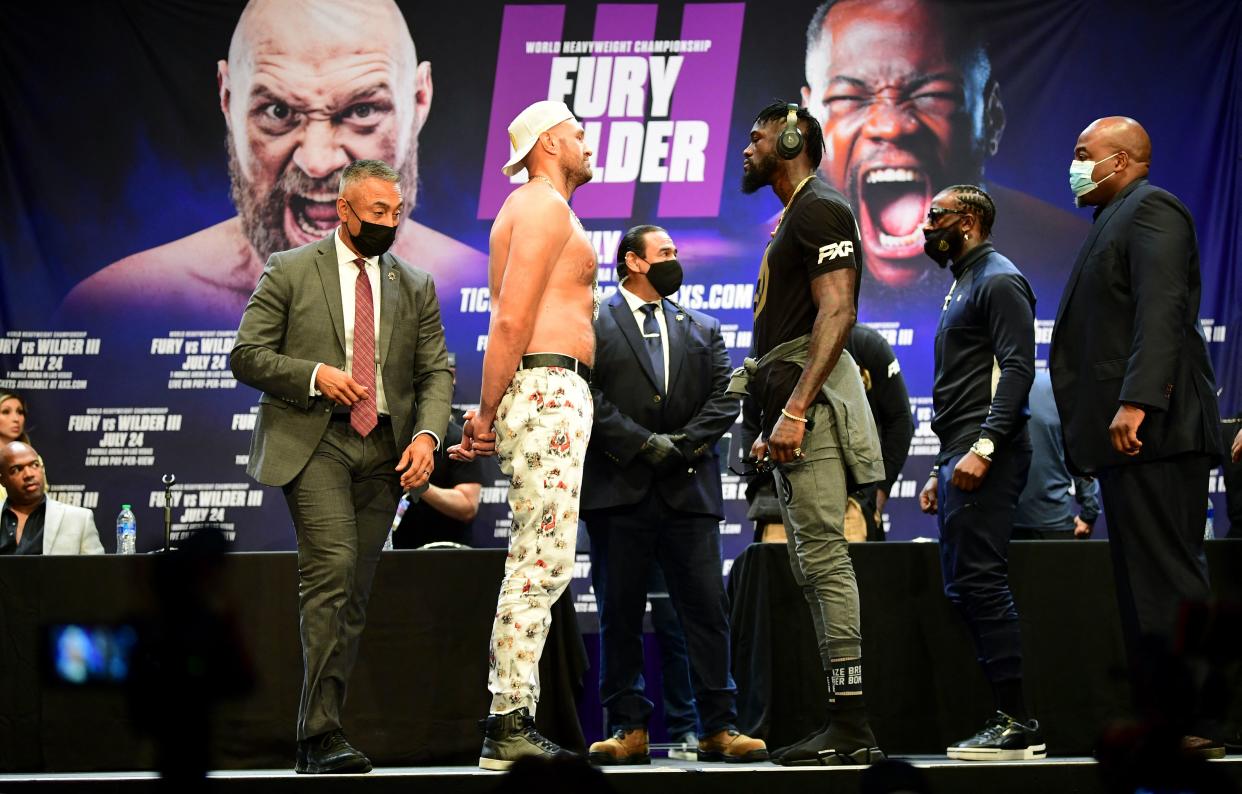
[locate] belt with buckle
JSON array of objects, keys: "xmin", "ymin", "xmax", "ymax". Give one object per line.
[{"xmin": 518, "ymin": 353, "xmax": 592, "ymax": 382}]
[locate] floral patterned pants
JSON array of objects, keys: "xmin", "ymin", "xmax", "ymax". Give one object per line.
[{"xmin": 487, "ymin": 366, "xmax": 593, "ymax": 714}]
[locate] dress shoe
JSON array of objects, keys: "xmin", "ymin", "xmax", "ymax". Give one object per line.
[
  {"xmin": 478, "ymin": 707, "xmax": 577, "ymax": 770},
  {"xmin": 1182, "ymin": 735, "xmax": 1227, "ymax": 760},
  {"xmin": 588, "ymin": 727, "xmax": 650, "ymax": 765},
  {"xmin": 697, "ymin": 728, "xmax": 769, "ymax": 763},
  {"xmin": 295, "ymin": 729, "xmax": 372, "ymax": 774}
]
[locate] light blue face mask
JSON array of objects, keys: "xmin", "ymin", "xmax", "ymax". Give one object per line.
[{"xmin": 1069, "ymin": 151, "xmax": 1121, "ymax": 199}]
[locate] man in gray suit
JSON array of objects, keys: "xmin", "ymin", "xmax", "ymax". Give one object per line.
[
  {"xmin": 0, "ymin": 441, "xmax": 104, "ymax": 555},
  {"xmin": 232, "ymin": 159, "xmax": 452, "ymax": 774}
]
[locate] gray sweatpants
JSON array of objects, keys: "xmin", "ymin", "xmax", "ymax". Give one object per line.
[{"xmin": 772, "ymin": 402, "xmax": 862, "ymax": 664}]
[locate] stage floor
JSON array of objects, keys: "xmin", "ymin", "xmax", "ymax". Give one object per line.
[{"xmin": 2, "ymin": 756, "xmax": 1239, "ymax": 794}]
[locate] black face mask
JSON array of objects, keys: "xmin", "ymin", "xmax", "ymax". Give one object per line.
[
  {"xmin": 923, "ymin": 223, "xmax": 963, "ymax": 268},
  {"xmin": 636, "ymin": 257, "xmax": 684, "ymax": 297},
  {"xmin": 344, "ymin": 200, "xmax": 398, "ymax": 257}
]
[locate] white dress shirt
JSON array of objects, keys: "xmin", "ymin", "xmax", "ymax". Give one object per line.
[
  {"xmin": 309, "ymin": 228, "xmax": 440, "ymax": 450},
  {"xmin": 620, "ymin": 283, "xmax": 669, "ymax": 388},
  {"xmin": 309, "ymin": 229, "xmax": 389, "ymax": 414}
]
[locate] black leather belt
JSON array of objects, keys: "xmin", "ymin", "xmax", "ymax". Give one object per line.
[
  {"xmin": 519, "ymin": 353, "xmax": 592, "ymax": 382},
  {"xmin": 330, "ymin": 410, "xmax": 391, "ymax": 423}
]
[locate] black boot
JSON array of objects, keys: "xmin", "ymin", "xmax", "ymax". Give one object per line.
[
  {"xmin": 478, "ymin": 707, "xmax": 577, "ymax": 771},
  {"xmin": 776, "ymin": 658, "xmax": 884, "ymax": 767},
  {"xmin": 769, "ymin": 718, "xmax": 829, "ymax": 763}
]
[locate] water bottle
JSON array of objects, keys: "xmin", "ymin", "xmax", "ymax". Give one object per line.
[
  {"xmin": 382, "ymin": 493, "xmax": 411, "ymax": 551},
  {"xmin": 116, "ymin": 504, "xmax": 137, "ymax": 555},
  {"xmin": 1204, "ymin": 497, "xmax": 1215, "ymax": 540}
]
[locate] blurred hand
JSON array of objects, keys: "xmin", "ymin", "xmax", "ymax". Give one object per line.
[
  {"xmin": 919, "ymin": 476, "xmax": 938, "ymax": 514},
  {"xmin": 1109, "ymin": 403, "xmax": 1146, "ymax": 456},
  {"xmin": 875, "ymin": 489, "xmax": 889, "ymax": 515},
  {"xmin": 396, "ymin": 434, "xmax": 436, "ymax": 491},
  {"xmin": 1232, "ymin": 427, "xmax": 1241, "ymax": 463},
  {"xmin": 315, "ymin": 365, "xmax": 369, "ymax": 406},
  {"xmin": 749, "ymin": 436, "xmax": 769, "ymax": 464},
  {"xmin": 951, "ymin": 452, "xmax": 991, "ymax": 492},
  {"xmin": 448, "ymin": 409, "xmax": 497, "ymax": 461},
  {"xmin": 1073, "ymin": 516, "xmax": 1093, "ymax": 539},
  {"xmin": 768, "ymin": 413, "xmax": 807, "ymax": 464}
]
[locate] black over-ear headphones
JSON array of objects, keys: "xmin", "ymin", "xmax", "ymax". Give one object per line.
[{"xmin": 777, "ymin": 103, "xmax": 804, "ymax": 160}]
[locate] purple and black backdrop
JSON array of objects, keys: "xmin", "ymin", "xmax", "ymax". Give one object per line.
[{"xmin": 1, "ymin": 1, "xmax": 1239, "ymax": 621}]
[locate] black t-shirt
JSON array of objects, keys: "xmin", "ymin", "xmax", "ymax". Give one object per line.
[
  {"xmin": 0, "ymin": 499, "xmax": 45, "ymax": 555},
  {"xmin": 845, "ymin": 324, "xmax": 914, "ymax": 494},
  {"xmin": 394, "ymin": 420, "xmax": 486, "ymax": 547},
  {"xmin": 751, "ymin": 177, "xmax": 863, "ymax": 435}
]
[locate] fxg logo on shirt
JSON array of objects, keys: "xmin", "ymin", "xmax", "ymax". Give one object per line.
[{"xmin": 818, "ymin": 240, "xmax": 854, "ymax": 264}]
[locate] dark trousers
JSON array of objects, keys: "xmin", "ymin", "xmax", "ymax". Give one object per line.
[
  {"xmin": 1222, "ymin": 419, "xmax": 1242, "ymax": 536},
  {"xmin": 592, "ymin": 565, "xmax": 698, "ymax": 739},
  {"xmin": 937, "ymin": 443, "xmax": 1031, "ymax": 683},
  {"xmin": 283, "ymin": 418, "xmax": 401, "ymax": 741},
  {"xmin": 585, "ymin": 489, "xmax": 737, "ymax": 736},
  {"xmin": 1012, "ymin": 526, "xmax": 1075, "ymax": 540},
  {"xmin": 1097, "ymin": 454, "xmax": 1212, "ymax": 653},
  {"xmin": 648, "ymin": 587, "xmax": 699, "ymax": 738}
]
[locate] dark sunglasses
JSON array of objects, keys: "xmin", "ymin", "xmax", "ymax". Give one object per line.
[{"xmin": 925, "ymin": 207, "xmax": 963, "ymax": 223}]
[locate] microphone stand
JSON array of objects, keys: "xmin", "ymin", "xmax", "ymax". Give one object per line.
[{"xmin": 161, "ymin": 474, "xmax": 176, "ymax": 553}]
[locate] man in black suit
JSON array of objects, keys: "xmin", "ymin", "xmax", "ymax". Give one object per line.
[
  {"xmin": 1049, "ymin": 117, "xmax": 1224, "ymax": 757},
  {"xmin": 581, "ymin": 226, "xmax": 767, "ymax": 765}
]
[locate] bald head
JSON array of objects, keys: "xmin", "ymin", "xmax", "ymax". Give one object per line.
[
  {"xmin": 229, "ymin": 0, "xmax": 417, "ymax": 74},
  {"xmin": 0, "ymin": 440, "xmax": 35, "ymax": 465},
  {"xmin": 218, "ymin": 0, "xmax": 432, "ymax": 261},
  {"xmin": 1073, "ymin": 116, "xmax": 1151, "ymax": 207},
  {"xmin": 0, "ymin": 440, "xmax": 44, "ymax": 506},
  {"xmin": 1081, "ymin": 116, "xmax": 1151, "ymax": 164}
]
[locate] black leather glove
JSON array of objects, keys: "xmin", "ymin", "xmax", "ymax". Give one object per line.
[{"xmin": 639, "ymin": 433, "xmax": 686, "ymax": 469}]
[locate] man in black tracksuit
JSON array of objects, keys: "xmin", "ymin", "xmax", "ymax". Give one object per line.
[{"xmin": 917, "ymin": 185, "xmax": 1045, "ymax": 761}]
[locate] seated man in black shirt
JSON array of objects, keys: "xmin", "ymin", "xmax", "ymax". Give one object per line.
[
  {"xmin": 393, "ymin": 418, "xmax": 484, "ymax": 547},
  {"xmin": 1, "ymin": 441, "xmax": 104, "ymax": 555},
  {"xmin": 844, "ymin": 325, "xmax": 914, "ymax": 541},
  {"xmin": 394, "ymin": 355, "xmax": 485, "ymax": 547},
  {"xmin": 743, "ymin": 325, "xmax": 913, "ymax": 545},
  {"xmin": 917, "ymin": 185, "xmax": 1043, "ymax": 760}
]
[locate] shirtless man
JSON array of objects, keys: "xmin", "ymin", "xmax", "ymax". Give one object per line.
[
  {"xmin": 450, "ymin": 100, "xmax": 598, "ymax": 770},
  {"xmin": 60, "ymin": 0, "xmax": 486, "ymax": 326}
]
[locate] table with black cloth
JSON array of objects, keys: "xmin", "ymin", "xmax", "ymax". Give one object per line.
[
  {"xmin": 0, "ymin": 549, "xmax": 586, "ymax": 772},
  {"xmin": 728, "ymin": 539, "xmax": 1242, "ymax": 755}
]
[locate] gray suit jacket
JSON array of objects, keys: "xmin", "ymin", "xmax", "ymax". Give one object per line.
[
  {"xmin": 231, "ymin": 232, "xmax": 453, "ymax": 487},
  {"xmin": 0, "ymin": 496, "xmax": 105, "ymax": 555}
]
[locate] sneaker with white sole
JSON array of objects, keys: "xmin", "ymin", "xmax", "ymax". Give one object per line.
[
  {"xmin": 667, "ymin": 732, "xmax": 698, "ymax": 761},
  {"xmin": 947, "ymin": 711, "xmax": 1046, "ymax": 761}
]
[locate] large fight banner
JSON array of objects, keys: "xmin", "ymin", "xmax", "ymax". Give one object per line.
[{"xmin": 2, "ymin": 2, "xmax": 1239, "ymax": 617}]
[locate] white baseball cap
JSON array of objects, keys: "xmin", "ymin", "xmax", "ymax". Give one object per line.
[{"xmin": 501, "ymin": 100, "xmax": 576, "ymax": 177}]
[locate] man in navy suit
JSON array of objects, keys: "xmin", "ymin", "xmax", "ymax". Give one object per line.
[
  {"xmin": 581, "ymin": 226, "xmax": 767, "ymax": 765},
  {"xmin": 1050, "ymin": 116, "xmax": 1224, "ymax": 758}
]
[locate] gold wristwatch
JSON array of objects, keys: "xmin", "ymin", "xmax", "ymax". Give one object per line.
[{"xmin": 970, "ymin": 437, "xmax": 995, "ymax": 461}]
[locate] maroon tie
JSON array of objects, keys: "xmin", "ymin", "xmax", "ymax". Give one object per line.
[{"xmin": 350, "ymin": 258, "xmax": 378, "ymax": 436}]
